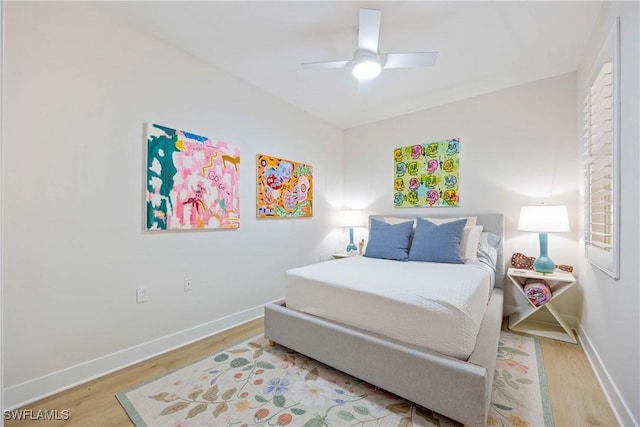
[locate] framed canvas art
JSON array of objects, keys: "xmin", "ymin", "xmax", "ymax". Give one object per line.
[
  {"xmin": 257, "ymin": 154, "xmax": 312, "ymax": 218},
  {"xmin": 393, "ymin": 138, "xmax": 460, "ymax": 208},
  {"xmin": 146, "ymin": 123, "xmax": 240, "ymax": 230}
]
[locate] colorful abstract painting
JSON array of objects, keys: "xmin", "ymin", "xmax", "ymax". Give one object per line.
[
  {"xmin": 146, "ymin": 123, "xmax": 240, "ymax": 230},
  {"xmin": 257, "ymin": 154, "xmax": 312, "ymax": 218},
  {"xmin": 393, "ymin": 138, "xmax": 460, "ymax": 208}
]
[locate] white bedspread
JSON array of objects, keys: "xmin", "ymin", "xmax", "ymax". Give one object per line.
[{"xmin": 285, "ymin": 256, "xmax": 493, "ymax": 359}]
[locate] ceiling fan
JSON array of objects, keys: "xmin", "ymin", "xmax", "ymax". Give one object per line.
[{"xmin": 302, "ymin": 8, "xmax": 439, "ymax": 81}]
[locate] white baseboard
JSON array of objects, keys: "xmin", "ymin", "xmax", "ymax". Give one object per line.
[
  {"xmin": 578, "ymin": 325, "xmax": 638, "ymax": 427},
  {"xmin": 4, "ymin": 300, "xmax": 281, "ymax": 410}
]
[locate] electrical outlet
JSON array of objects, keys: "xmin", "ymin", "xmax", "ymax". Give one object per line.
[
  {"xmin": 184, "ymin": 278, "xmax": 193, "ymax": 292},
  {"xmin": 136, "ymin": 286, "xmax": 149, "ymax": 303}
]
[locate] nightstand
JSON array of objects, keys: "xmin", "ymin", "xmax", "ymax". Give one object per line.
[
  {"xmin": 332, "ymin": 252, "xmax": 359, "ymax": 259},
  {"xmin": 507, "ymin": 267, "xmax": 577, "ymax": 344}
]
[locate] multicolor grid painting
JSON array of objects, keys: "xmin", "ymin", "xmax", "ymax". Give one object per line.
[
  {"xmin": 393, "ymin": 138, "xmax": 460, "ymax": 208},
  {"xmin": 257, "ymin": 154, "xmax": 312, "ymax": 218},
  {"xmin": 146, "ymin": 123, "xmax": 240, "ymax": 230}
]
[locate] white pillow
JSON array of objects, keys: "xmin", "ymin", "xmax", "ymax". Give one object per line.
[
  {"xmin": 383, "ymin": 217, "xmax": 416, "ymax": 226},
  {"xmin": 423, "ymin": 216, "xmax": 478, "ymax": 226},
  {"xmin": 461, "ymin": 225, "xmax": 483, "ymax": 262}
]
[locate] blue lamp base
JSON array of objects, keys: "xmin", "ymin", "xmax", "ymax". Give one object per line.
[
  {"xmin": 346, "ymin": 227, "xmax": 357, "ymax": 253},
  {"xmin": 534, "ymin": 232, "xmax": 555, "ymax": 274}
]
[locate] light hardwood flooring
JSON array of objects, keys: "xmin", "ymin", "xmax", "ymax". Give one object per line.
[
  {"xmin": 538, "ymin": 336, "xmax": 618, "ymax": 426},
  {"xmin": 5, "ymin": 318, "xmax": 618, "ymax": 427}
]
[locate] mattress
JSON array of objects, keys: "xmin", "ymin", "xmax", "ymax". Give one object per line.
[{"xmin": 285, "ymin": 256, "xmax": 493, "ymax": 359}]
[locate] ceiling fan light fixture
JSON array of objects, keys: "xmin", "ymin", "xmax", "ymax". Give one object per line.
[
  {"xmin": 353, "ymin": 60, "xmax": 381, "ymax": 80},
  {"xmin": 352, "ymin": 50, "xmax": 381, "ymax": 80}
]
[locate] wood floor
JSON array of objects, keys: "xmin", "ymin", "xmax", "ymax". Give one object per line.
[{"xmin": 5, "ymin": 318, "xmax": 618, "ymax": 427}]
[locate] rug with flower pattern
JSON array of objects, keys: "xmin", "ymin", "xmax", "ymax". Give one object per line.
[{"xmin": 116, "ymin": 331, "xmax": 553, "ymax": 427}]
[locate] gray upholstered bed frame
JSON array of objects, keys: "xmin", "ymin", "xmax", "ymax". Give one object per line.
[{"xmin": 264, "ymin": 214, "xmax": 504, "ymax": 426}]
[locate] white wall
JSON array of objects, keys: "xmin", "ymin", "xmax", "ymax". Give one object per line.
[
  {"xmin": 0, "ymin": 1, "xmax": 5, "ymax": 423},
  {"xmin": 577, "ymin": 2, "xmax": 639, "ymax": 425},
  {"xmin": 3, "ymin": 2, "xmax": 343, "ymax": 407},
  {"xmin": 344, "ymin": 73, "xmax": 580, "ymax": 316}
]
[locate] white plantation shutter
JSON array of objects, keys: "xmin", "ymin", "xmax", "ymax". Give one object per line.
[
  {"xmin": 583, "ymin": 18, "xmax": 620, "ymax": 279},
  {"xmin": 584, "ymin": 63, "xmax": 613, "ymax": 251}
]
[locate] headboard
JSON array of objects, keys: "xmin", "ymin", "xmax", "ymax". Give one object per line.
[{"xmin": 369, "ymin": 213, "xmax": 505, "ymax": 289}]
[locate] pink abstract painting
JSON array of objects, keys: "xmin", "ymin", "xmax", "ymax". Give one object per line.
[{"xmin": 146, "ymin": 123, "xmax": 240, "ymax": 230}]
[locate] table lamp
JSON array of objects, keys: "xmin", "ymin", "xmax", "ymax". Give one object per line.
[
  {"xmin": 338, "ymin": 209, "xmax": 366, "ymax": 254},
  {"xmin": 517, "ymin": 204, "xmax": 570, "ymax": 274}
]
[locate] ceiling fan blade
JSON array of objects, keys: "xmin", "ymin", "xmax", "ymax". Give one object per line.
[
  {"xmin": 383, "ymin": 52, "xmax": 439, "ymax": 69},
  {"xmin": 301, "ymin": 60, "xmax": 351, "ymax": 69},
  {"xmin": 358, "ymin": 8, "xmax": 381, "ymax": 52}
]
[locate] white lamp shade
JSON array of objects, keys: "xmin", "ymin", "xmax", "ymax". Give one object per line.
[
  {"xmin": 338, "ymin": 210, "xmax": 367, "ymax": 227},
  {"xmin": 518, "ymin": 205, "xmax": 570, "ymax": 233}
]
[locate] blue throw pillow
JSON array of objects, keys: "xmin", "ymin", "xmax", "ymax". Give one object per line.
[
  {"xmin": 364, "ymin": 219, "xmax": 414, "ymax": 261},
  {"xmin": 409, "ymin": 218, "xmax": 467, "ymax": 263}
]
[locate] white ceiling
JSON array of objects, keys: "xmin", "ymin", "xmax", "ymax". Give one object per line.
[{"xmin": 104, "ymin": 1, "xmax": 602, "ymax": 129}]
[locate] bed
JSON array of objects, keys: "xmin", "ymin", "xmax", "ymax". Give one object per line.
[{"xmin": 264, "ymin": 213, "xmax": 504, "ymax": 426}]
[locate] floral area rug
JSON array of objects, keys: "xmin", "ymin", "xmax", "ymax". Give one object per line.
[{"xmin": 116, "ymin": 331, "xmax": 553, "ymax": 427}]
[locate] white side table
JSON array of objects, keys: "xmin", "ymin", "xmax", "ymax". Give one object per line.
[
  {"xmin": 507, "ymin": 267, "xmax": 577, "ymax": 344},
  {"xmin": 332, "ymin": 252, "xmax": 360, "ymax": 259}
]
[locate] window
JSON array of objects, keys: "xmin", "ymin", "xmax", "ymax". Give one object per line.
[{"xmin": 583, "ymin": 17, "xmax": 620, "ymax": 279}]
